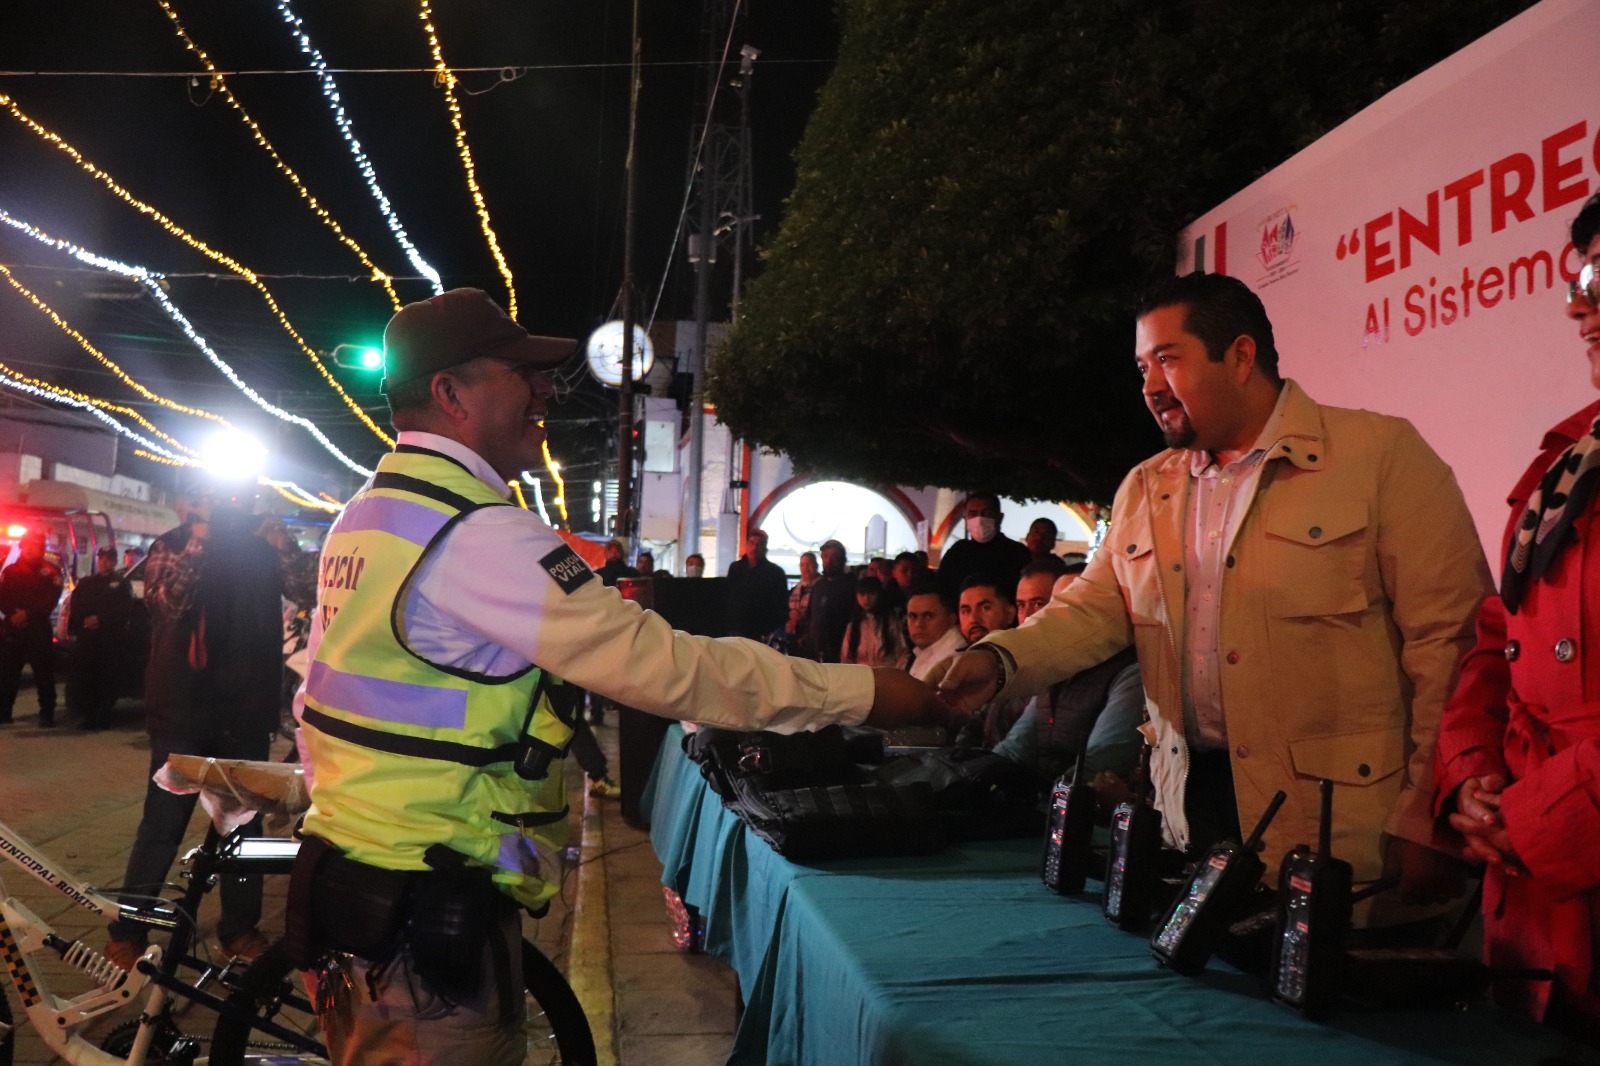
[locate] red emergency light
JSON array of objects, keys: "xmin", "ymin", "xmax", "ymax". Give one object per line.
[{"xmin": 4, "ymin": 524, "xmax": 27, "ymax": 538}]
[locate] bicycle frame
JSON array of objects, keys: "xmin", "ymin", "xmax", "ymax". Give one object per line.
[
  {"xmin": 0, "ymin": 816, "xmax": 172, "ymax": 1064},
  {"xmin": 2, "ymin": 817, "xmax": 318, "ymax": 1064}
]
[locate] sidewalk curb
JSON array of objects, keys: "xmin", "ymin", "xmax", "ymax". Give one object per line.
[{"xmin": 567, "ymin": 786, "xmax": 617, "ymax": 1066}]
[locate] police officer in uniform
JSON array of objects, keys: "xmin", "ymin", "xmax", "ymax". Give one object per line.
[
  {"xmin": 289, "ymin": 288, "xmax": 947, "ymax": 1065},
  {"xmin": 0, "ymin": 531, "xmax": 63, "ymax": 726}
]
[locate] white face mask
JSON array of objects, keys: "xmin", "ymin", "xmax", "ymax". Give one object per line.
[
  {"xmin": 685, "ymin": 564, "xmax": 704, "ymax": 578},
  {"xmin": 966, "ymin": 515, "xmax": 999, "ymax": 544}
]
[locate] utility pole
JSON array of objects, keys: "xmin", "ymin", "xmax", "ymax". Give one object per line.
[
  {"xmin": 615, "ymin": 0, "xmax": 642, "ymax": 541},
  {"xmin": 684, "ymin": 0, "xmax": 753, "ymax": 562}
]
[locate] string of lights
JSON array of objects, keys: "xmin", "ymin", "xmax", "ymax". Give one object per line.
[
  {"xmin": 0, "ymin": 91, "xmax": 396, "ymax": 446},
  {"xmin": 0, "ymin": 59, "xmax": 829, "ymax": 79},
  {"xmin": 520, "ymin": 470, "xmax": 553, "ymax": 525},
  {"xmin": 263, "ymin": 478, "xmax": 342, "ymax": 512},
  {"xmin": 507, "ymin": 479, "xmax": 529, "ymax": 511},
  {"xmin": 417, "ymin": 0, "xmax": 518, "ymax": 318},
  {"xmin": 540, "ymin": 439, "xmax": 568, "ymax": 523},
  {"xmin": 0, "ymin": 208, "xmax": 377, "ymax": 477},
  {"xmin": 273, "ymin": 0, "xmax": 444, "ymax": 296},
  {"xmin": 0, "ymin": 262, "xmax": 228, "ymax": 429},
  {"xmin": 155, "ymin": 0, "xmax": 402, "ymax": 310},
  {"xmin": 0, "ymin": 356, "xmax": 196, "ymax": 455},
  {"xmin": 0, "ymin": 367, "xmax": 191, "ymax": 461}
]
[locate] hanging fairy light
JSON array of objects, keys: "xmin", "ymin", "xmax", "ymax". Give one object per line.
[
  {"xmin": 154, "ymin": 0, "xmax": 402, "ymax": 310},
  {"xmin": 417, "ymin": 0, "xmax": 518, "ymax": 318},
  {"xmin": 0, "ymin": 369, "xmax": 191, "ymax": 461},
  {"xmin": 0, "ymin": 91, "xmax": 394, "ymax": 446},
  {"xmin": 273, "ymin": 0, "xmax": 444, "ymax": 295},
  {"xmin": 520, "ymin": 471, "xmax": 552, "ymax": 525},
  {"xmin": 0, "ymin": 354, "xmax": 197, "ymax": 456},
  {"xmin": 0, "ymin": 262, "xmax": 228, "ymax": 428},
  {"xmin": 0, "ymin": 208, "xmax": 376, "ymax": 477}
]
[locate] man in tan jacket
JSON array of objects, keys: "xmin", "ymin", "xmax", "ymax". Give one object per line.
[{"xmin": 936, "ymin": 272, "xmax": 1491, "ymax": 924}]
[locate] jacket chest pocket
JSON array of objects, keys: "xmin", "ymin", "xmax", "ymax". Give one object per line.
[
  {"xmin": 1113, "ymin": 518, "xmax": 1164, "ymax": 628},
  {"xmin": 1261, "ymin": 501, "xmax": 1370, "ymax": 618}
]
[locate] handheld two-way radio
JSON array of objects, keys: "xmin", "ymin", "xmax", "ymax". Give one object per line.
[
  {"xmin": 1041, "ymin": 731, "xmax": 1096, "ymax": 895},
  {"xmin": 1103, "ymin": 744, "xmax": 1163, "ymax": 931},
  {"xmin": 1268, "ymin": 779, "xmax": 1353, "ymax": 1017},
  {"xmin": 1151, "ymin": 789, "xmax": 1287, "ymax": 976}
]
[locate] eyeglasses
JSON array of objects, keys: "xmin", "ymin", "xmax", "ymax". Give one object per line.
[{"xmin": 1569, "ymin": 262, "xmax": 1599, "ymax": 311}]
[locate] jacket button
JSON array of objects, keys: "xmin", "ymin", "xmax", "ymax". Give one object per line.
[
  {"xmin": 1555, "ymin": 638, "xmax": 1576, "ymax": 663},
  {"xmin": 1504, "ymin": 640, "xmax": 1519, "ymax": 662},
  {"xmin": 1127, "ymin": 544, "xmax": 1137, "ymax": 554},
  {"xmin": 1307, "ymin": 453, "xmax": 1319, "ymax": 462},
  {"xmin": 1225, "ymin": 651, "xmax": 1239, "ymax": 665},
  {"xmin": 1171, "ymin": 746, "xmax": 1179, "ymax": 755},
  {"xmin": 1309, "ymin": 526, "xmax": 1322, "ymax": 539},
  {"xmin": 1235, "ymin": 745, "xmax": 1249, "ymax": 759},
  {"xmin": 1226, "ymin": 555, "xmax": 1235, "ymax": 568},
  {"xmin": 1172, "ymin": 563, "xmax": 1182, "ymax": 572},
  {"xmin": 1357, "ymin": 763, "xmax": 1371, "ymax": 777}
]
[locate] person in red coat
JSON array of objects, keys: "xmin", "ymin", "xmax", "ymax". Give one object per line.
[{"xmin": 1435, "ymin": 191, "xmax": 1600, "ymax": 1035}]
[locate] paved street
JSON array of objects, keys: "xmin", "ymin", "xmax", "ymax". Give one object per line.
[{"xmin": 1, "ymin": 685, "xmax": 738, "ymax": 1065}]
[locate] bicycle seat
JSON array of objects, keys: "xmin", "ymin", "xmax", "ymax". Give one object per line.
[{"xmin": 161, "ymin": 755, "xmax": 310, "ymax": 827}]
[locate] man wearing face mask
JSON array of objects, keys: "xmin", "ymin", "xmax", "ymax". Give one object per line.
[
  {"xmin": 683, "ymin": 553, "xmax": 705, "ymax": 578},
  {"xmin": 937, "ymin": 492, "xmax": 1031, "ymax": 602}
]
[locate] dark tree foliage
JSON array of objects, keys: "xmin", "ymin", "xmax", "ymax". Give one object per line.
[{"xmin": 709, "ymin": 0, "xmax": 1536, "ymax": 502}]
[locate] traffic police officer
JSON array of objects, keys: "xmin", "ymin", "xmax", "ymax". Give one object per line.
[{"xmin": 290, "ymin": 288, "xmax": 946, "ymax": 1065}]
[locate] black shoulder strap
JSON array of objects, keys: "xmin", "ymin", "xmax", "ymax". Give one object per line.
[{"xmin": 370, "ymin": 471, "xmax": 481, "ymax": 513}]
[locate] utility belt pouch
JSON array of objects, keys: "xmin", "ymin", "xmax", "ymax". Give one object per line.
[
  {"xmin": 406, "ymin": 845, "xmax": 506, "ymax": 1003},
  {"xmin": 283, "ymin": 833, "xmax": 333, "ymax": 969},
  {"xmin": 303, "ymin": 842, "xmax": 412, "ymax": 963}
]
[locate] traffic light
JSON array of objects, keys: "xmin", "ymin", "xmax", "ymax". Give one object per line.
[{"xmin": 329, "ymin": 343, "xmax": 384, "ymax": 371}]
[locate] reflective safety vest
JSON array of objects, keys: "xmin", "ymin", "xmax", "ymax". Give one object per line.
[{"xmin": 299, "ymin": 445, "xmax": 577, "ymax": 910}]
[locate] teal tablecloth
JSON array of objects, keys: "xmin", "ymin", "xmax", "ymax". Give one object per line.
[{"xmin": 645, "ymin": 724, "xmax": 1595, "ymax": 1066}]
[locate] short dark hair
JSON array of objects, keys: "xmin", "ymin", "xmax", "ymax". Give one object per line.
[
  {"xmin": 959, "ymin": 571, "xmax": 1010, "ymax": 600},
  {"xmin": 893, "ymin": 551, "xmax": 918, "ymax": 565},
  {"xmin": 1573, "ymin": 191, "xmax": 1600, "ymax": 253},
  {"xmin": 1019, "ymin": 557, "xmax": 1067, "ymax": 581},
  {"xmin": 904, "ymin": 578, "xmax": 953, "ymax": 613},
  {"xmin": 965, "ymin": 491, "xmax": 1002, "ymax": 512},
  {"xmin": 386, "ymin": 356, "xmax": 496, "ymax": 429},
  {"xmin": 1062, "ymin": 561, "xmax": 1087, "ymax": 576},
  {"xmin": 1136, "ymin": 272, "xmax": 1280, "ymax": 382}
]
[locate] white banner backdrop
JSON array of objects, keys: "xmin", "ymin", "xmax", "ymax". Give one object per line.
[{"xmin": 1178, "ymin": 0, "xmax": 1598, "ymax": 571}]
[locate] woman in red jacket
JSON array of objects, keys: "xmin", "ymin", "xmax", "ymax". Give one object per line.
[{"xmin": 1436, "ymin": 190, "xmax": 1600, "ymax": 1035}]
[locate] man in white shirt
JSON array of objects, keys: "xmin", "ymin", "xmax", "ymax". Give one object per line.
[
  {"xmin": 905, "ymin": 581, "xmax": 965, "ymax": 682},
  {"xmin": 290, "ymin": 288, "xmax": 947, "ymax": 1065}
]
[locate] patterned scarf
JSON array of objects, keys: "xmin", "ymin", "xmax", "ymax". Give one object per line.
[{"xmin": 1502, "ymin": 412, "xmax": 1600, "ymax": 614}]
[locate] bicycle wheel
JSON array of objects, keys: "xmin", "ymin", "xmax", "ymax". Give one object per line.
[
  {"xmin": 207, "ymin": 941, "xmax": 325, "ymax": 1065},
  {"xmin": 522, "ymin": 939, "xmax": 595, "ymax": 1066}
]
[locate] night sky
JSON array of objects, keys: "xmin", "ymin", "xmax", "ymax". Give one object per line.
[{"xmin": 0, "ymin": 1, "xmax": 835, "ymax": 507}]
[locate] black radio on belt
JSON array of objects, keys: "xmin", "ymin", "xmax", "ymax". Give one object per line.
[
  {"xmin": 1267, "ymin": 779, "xmax": 1352, "ymax": 1017},
  {"xmin": 1150, "ymin": 790, "xmax": 1286, "ymax": 976},
  {"xmin": 1103, "ymin": 744, "xmax": 1163, "ymax": 931},
  {"xmin": 1041, "ymin": 731, "xmax": 1096, "ymax": 895}
]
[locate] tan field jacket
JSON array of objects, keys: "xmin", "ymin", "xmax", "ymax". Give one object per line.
[{"xmin": 986, "ymin": 381, "xmax": 1491, "ymax": 914}]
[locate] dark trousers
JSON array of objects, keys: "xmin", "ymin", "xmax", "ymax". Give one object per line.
[
  {"xmin": 109, "ymin": 729, "xmax": 271, "ymax": 944},
  {"xmin": 1183, "ymin": 747, "xmax": 1243, "ymax": 856},
  {"xmin": 0, "ymin": 626, "xmax": 56, "ymax": 719},
  {"xmin": 69, "ymin": 635, "xmax": 121, "ymax": 726}
]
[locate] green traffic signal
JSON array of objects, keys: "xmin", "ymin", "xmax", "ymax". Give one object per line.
[{"xmin": 330, "ymin": 343, "xmax": 385, "ymax": 371}]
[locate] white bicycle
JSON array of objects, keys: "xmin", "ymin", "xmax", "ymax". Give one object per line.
[
  {"xmin": 1, "ymin": 756, "xmax": 596, "ymax": 1065},
  {"xmin": 0, "ymin": 757, "xmax": 324, "ymax": 1064}
]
